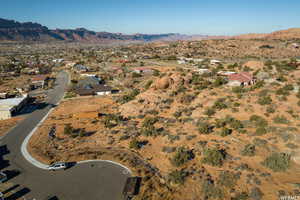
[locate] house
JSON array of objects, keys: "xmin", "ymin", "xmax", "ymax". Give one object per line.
[
  {"xmin": 75, "ymin": 85, "xmax": 113, "ymax": 96},
  {"xmin": 217, "ymin": 71, "xmax": 237, "ymax": 76},
  {"xmin": 0, "ymin": 95, "xmax": 28, "ymax": 120},
  {"xmin": 77, "ymin": 76, "xmax": 102, "ymax": 88},
  {"xmin": 210, "ymin": 59, "xmax": 221, "ymax": 65},
  {"xmin": 197, "ymin": 68, "xmax": 211, "ymax": 74},
  {"xmin": 0, "ymin": 93, "xmax": 8, "ymax": 99},
  {"xmin": 133, "ymin": 67, "xmax": 153, "ymax": 74},
  {"xmin": 177, "ymin": 60, "xmax": 186, "ymax": 64},
  {"xmin": 227, "ymin": 72, "xmax": 256, "ymax": 86},
  {"xmin": 73, "ymin": 64, "xmax": 89, "ymax": 73},
  {"xmin": 292, "ymin": 43, "xmax": 300, "ymax": 49},
  {"xmin": 53, "ymin": 59, "xmax": 64, "ymax": 63},
  {"xmin": 31, "ymin": 75, "xmax": 49, "ymax": 89}
]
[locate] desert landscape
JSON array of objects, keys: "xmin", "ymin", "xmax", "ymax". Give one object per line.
[{"xmin": 0, "ymin": 7, "xmax": 300, "ymax": 199}]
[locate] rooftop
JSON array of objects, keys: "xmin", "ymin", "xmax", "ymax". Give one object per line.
[{"xmin": 0, "ymin": 95, "xmax": 27, "ymax": 111}]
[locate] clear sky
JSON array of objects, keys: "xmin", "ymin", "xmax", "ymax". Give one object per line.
[{"xmin": 1, "ymin": 0, "xmax": 300, "ymax": 35}]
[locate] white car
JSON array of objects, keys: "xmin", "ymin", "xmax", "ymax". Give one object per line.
[{"xmin": 48, "ymin": 162, "xmax": 67, "ymax": 171}]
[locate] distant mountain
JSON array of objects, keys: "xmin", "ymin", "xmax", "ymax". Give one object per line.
[
  {"xmin": 0, "ymin": 18, "xmax": 204, "ymax": 43},
  {"xmin": 234, "ymin": 28, "xmax": 300, "ymax": 40}
]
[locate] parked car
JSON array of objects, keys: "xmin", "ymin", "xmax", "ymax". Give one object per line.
[
  {"xmin": 0, "ymin": 171, "xmax": 7, "ymax": 183},
  {"xmin": 47, "ymin": 162, "xmax": 67, "ymax": 171}
]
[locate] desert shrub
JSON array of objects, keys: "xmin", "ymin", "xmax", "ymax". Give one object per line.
[
  {"xmin": 218, "ymin": 171, "xmax": 238, "ymax": 188},
  {"xmin": 250, "ymin": 115, "xmax": 268, "ymax": 127},
  {"xmin": 232, "ymin": 86, "xmax": 245, "ymax": 94},
  {"xmin": 204, "ymin": 107, "xmax": 216, "ymax": 116},
  {"xmin": 273, "ymin": 115, "xmax": 290, "ymax": 124},
  {"xmin": 266, "ymin": 106, "xmax": 275, "ymax": 114},
  {"xmin": 64, "ymin": 124, "xmax": 73, "ymax": 135},
  {"xmin": 170, "ymin": 147, "xmax": 194, "ymax": 167},
  {"xmin": 262, "ymin": 152, "xmax": 290, "ymax": 172},
  {"xmin": 213, "ymin": 77, "xmax": 227, "ymax": 87},
  {"xmin": 276, "ymin": 85, "xmax": 293, "ymax": 96},
  {"xmin": 219, "ymin": 127, "xmax": 232, "ymax": 137},
  {"xmin": 249, "ymin": 187, "xmax": 264, "ymax": 200},
  {"xmin": 202, "ymin": 148, "xmax": 226, "ymax": 167},
  {"xmin": 132, "ymin": 72, "xmax": 142, "ymax": 78},
  {"xmin": 180, "ymin": 94, "xmax": 195, "ymax": 104},
  {"xmin": 215, "ymin": 118, "xmax": 227, "ymax": 128},
  {"xmin": 173, "ymin": 110, "xmax": 182, "ymax": 119},
  {"xmin": 117, "ymin": 89, "xmax": 140, "ymax": 104},
  {"xmin": 255, "ymin": 127, "xmax": 268, "ymax": 136},
  {"xmin": 168, "ymin": 169, "xmax": 188, "ymax": 185},
  {"xmin": 225, "ymin": 116, "xmax": 244, "ymax": 129},
  {"xmin": 198, "ymin": 122, "xmax": 214, "ymax": 134},
  {"xmin": 201, "ymin": 179, "xmax": 224, "ymax": 199},
  {"xmin": 142, "ymin": 117, "xmax": 158, "ymax": 127},
  {"xmin": 253, "ymin": 138, "xmax": 267, "ymax": 146},
  {"xmin": 213, "ymin": 98, "xmax": 228, "ymax": 110},
  {"xmin": 141, "ymin": 126, "xmax": 161, "ymax": 137},
  {"xmin": 285, "ymin": 143, "xmax": 298, "ymax": 149},
  {"xmin": 240, "ymin": 144, "xmax": 256, "ymax": 156},
  {"xmin": 103, "ymin": 114, "xmax": 124, "ymax": 128},
  {"xmin": 257, "ymin": 95, "xmax": 272, "ymax": 105},
  {"xmin": 251, "ymin": 80, "xmax": 265, "ymax": 90},
  {"xmin": 153, "ymin": 69, "xmax": 160, "ymax": 76},
  {"xmin": 231, "ymin": 192, "xmax": 249, "ymax": 200},
  {"xmin": 144, "ymin": 80, "xmax": 153, "ymax": 90},
  {"xmin": 162, "ymin": 146, "xmax": 176, "ymax": 153},
  {"xmin": 64, "ymin": 92, "xmax": 76, "ymax": 99},
  {"xmin": 129, "ymin": 138, "xmax": 141, "ymax": 149}
]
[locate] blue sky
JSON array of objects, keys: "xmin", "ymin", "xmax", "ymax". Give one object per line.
[{"xmin": 1, "ymin": 0, "xmax": 300, "ymax": 35}]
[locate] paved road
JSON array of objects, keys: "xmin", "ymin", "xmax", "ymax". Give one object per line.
[{"xmin": 0, "ymin": 71, "xmax": 130, "ymax": 200}]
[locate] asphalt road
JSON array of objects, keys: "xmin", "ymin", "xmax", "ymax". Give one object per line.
[{"xmin": 0, "ymin": 71, "xmax": 130, "ymax": 200}]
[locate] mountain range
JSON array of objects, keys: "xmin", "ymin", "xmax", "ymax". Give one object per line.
[
  {"xmin": 1, "ymin": 18, "xmax": 300, "ymax": 43},
  {"xmin": 0, "ymin": 18, "xmax": 199, "ymax": 43}
]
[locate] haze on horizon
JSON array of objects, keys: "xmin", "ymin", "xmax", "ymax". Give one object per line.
[{"xmin": 1, "ymin": 0, "xmax": 300, "ymax": 35}]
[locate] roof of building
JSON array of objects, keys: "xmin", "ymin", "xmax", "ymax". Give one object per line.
[
  {"xmin": 31, "ymin": 75, "xmax": 48, "ymax": 82},
  {"xmin": 77, "ymin": 76, "xmax": 100, "ymax": 88},
  {"xmin": 75, "ymin": 85, "xmax": 113, "ymax": 95},
  {"xmin": 0, "ymin": 96, "xmax": 27, "ymax": 111},
  {"xmin": 228, "ymin": 72, "xmax": 254, "ymax": 83},
  {"xmin": 133, "ymin": 67, "xmax": 153, "ymax": 71}
]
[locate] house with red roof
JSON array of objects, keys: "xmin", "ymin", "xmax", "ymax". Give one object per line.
[{"xmin": 228, "ymin": 72, "xmax": 256, "ymax": 86}]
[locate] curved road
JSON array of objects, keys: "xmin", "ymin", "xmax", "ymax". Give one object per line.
[{"xmin": 0, "ymin": 71, "xmax": 130, "ymax": 200}]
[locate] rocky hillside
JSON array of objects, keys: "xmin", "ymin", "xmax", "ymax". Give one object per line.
[
  {"xmin": 0, "ymin": 18, "xmax": 186, "ymax": 42},
  {"xmin": 234, "ymin": 28, "xmax": 300, "ymax": 40}
]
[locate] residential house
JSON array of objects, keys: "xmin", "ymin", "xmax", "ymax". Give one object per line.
[
  {"xmin": 74, "ymin": 64, "xmax": 89, "ymax": 73},
  {"xmin": 0, "ymin": 95, "xmax": 29, "ymax": 120},
  {"xmin": 133, "ymin": 67, "xmax": 153, "ymax": 74},
  {"xmin": 217, "ymin": 71, "xmax": 237, "ymax": 76},
  {"xmin": 210, "ymin": 59, "xmax": 221, "ymax": 65},
  {"xmin": 31, "ymin": 75, "xmax": 49, "ymax": 89},
  {"xmin": 292, "ymin": 43, "xmax": 300, "ymax": 49},
  {"xmin": 75, "ymin": 85, "xmax": 113, "ymax": 96},
  {"xmin": 0, "ymin": 93, "xmax": 8, "ymax": 99},
  {"xmin": 227, "ymin": 72, "xmax": 256, "ymax": 86},
  {"xmin": 77, "ymin": 76, "xmax": 102, "ymax": 88}
]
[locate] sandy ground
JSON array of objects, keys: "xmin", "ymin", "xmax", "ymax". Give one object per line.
[
  {"xmin": 0, "ymin": 117, "xmax": 23, "ymax": 137},
  {"xmin": 27, "ymin": 65, "xmax": 300, "ymax": 199}
]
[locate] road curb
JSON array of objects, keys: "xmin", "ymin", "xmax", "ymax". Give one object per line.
[{"xmin": 20, "ymin": 108, "xmax": 54, "ymax": 169}]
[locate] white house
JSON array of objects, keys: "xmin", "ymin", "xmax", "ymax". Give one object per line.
[
  {"xmin": 210, "ymin": 59, "xmax": 221, "ymax": 65},
  {"xmin": 0, "ymin": 95, "xmax": 28, "ymax": 120}
]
